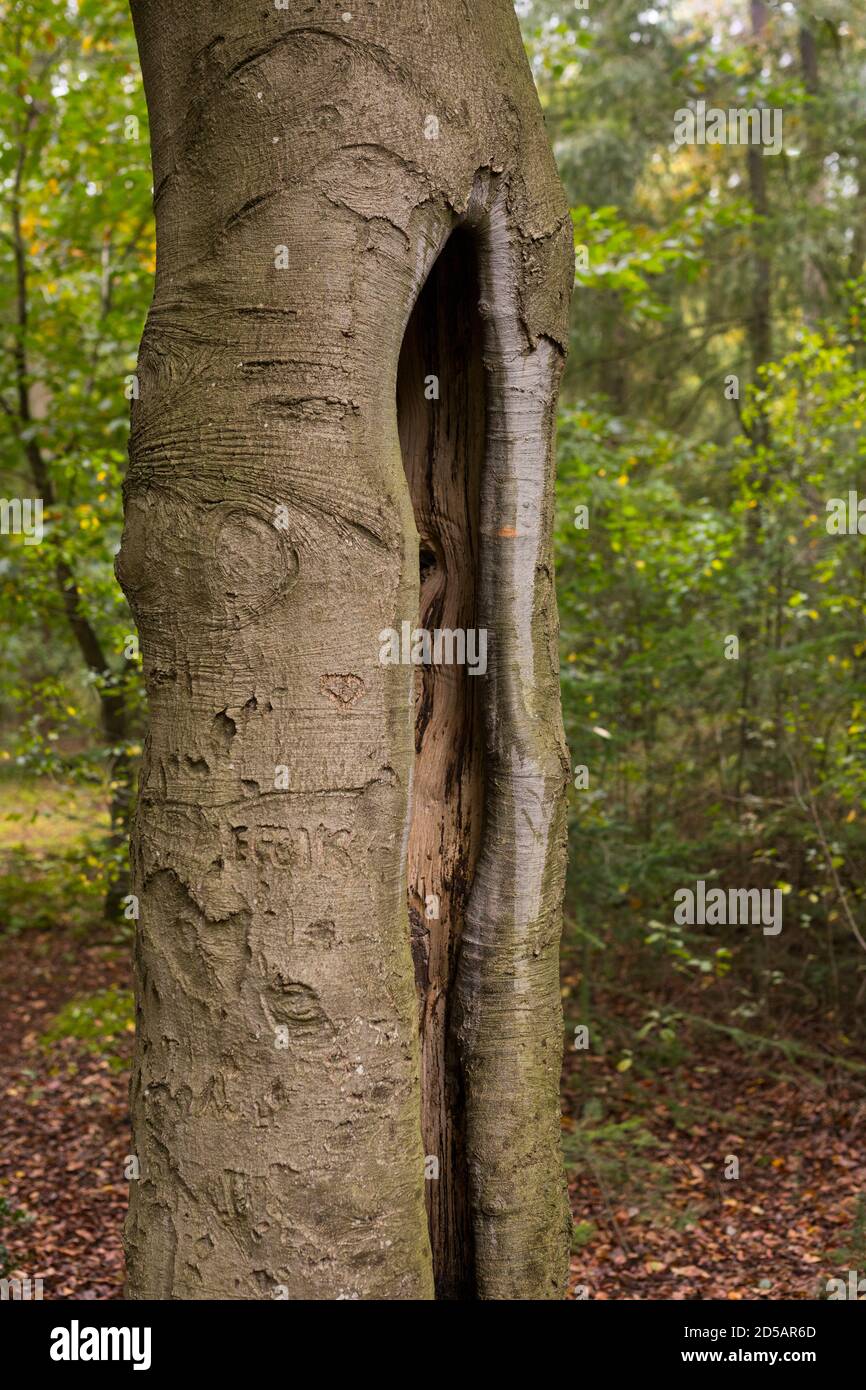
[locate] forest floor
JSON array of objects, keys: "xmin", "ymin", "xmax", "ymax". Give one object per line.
[
  {"xmin": 0, "ymin": 923, "xmax": 130, "ymax": 1299},
  {"xmin": 562, "ymin": 1001, "xmax": 866, "ymax": 1300},
  {"xmin": 0, "ymin": 775, "xmax": 129, "ymax": 1299},
  {"xmin": 1, "ymin": 778, "xmax": 865, "ymax": 1300}
]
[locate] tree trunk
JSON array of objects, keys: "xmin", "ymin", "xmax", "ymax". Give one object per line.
[
  {"xmin": 735, "ymin": 0, "xmax": 773, "ymax": 805},
  {"xmin": 119, "ymin": 0, "xmax": 572, "ymax": 1301},
  {"xmin": 747, "ymin": 0, "xmax": 772, "ymax": 403}
]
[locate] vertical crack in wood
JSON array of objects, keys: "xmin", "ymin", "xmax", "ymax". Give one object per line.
[{"xmin": 397, "ymin": 227, "xmax": 485, "ymax": 1299}]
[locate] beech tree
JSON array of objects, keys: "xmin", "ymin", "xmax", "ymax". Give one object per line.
[{"xmin": 119, "ymin": 0, "xmax": 573, "ymax": 1300}]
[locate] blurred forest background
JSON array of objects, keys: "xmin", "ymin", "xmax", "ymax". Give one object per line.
[{"xmin": 1, "ymin": 0, "xmax": 866, "ymax": 1299}]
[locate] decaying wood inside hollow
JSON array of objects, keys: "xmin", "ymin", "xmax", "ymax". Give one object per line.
[{"xmin": 397, "ymin": 228, "xmax": 486, "ymax": 1300}]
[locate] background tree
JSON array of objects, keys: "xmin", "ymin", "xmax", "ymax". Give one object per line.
[{"xmin": 0, "ymin": 0, "xmax": 150, "ymax": 918}]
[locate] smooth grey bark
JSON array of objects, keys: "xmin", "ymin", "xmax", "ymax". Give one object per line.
[{"xmin": 119, "ymin": 0, "xmax": 573, "ymax": 1300}]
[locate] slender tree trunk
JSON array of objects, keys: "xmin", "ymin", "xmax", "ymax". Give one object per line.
[
  {"xmin": 120, "ymin": 0, "xmax": 572, "ymax": 1300},
  {"xmin": 7, "ymin": 117, "xmax": 132, "ymax": 920},
  {"xmin": 798, "ymin": 23, "xmax": 825, "ymax": 327},
  {"xmin": 736, "ymin": 0, "xmax": 773, "ymax": 804},
  {"xmin": 747, "ymin": 0, "xmax": 772, "ymax": 408}
]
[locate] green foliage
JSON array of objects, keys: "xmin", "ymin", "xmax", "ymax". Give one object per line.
[
  {"xmin": 554, "ymin": 327, "xmax": 866, "ymax": 1022},
  {"xmin": 40, "ymin": 985, "xmax": 134, "ymax": 1069},
  {"xmin": 0, "ymin": 852, "xmax": 103, "ymax": 935},
  {"xmin": 0, "ymin": 0, "xmax": 149, "ymax": 802},
  {"xmin": 571, "ymin": 1219, "xmax": 598, "ymax": 1251},
  {"xmin": 518, "ymin": 0, "xmax": 866, "ymax": 1038},
  {"xmin": 0, "ymin": 771, "xmax": 115, "ymax": 936},
  {"xmin": 564, "ymin": 1110, "xmax": 674, "ymax": 1226}
]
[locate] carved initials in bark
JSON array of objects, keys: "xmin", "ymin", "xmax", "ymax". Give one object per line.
[
  {"xmin": 233, "ymin": 824, "xmax": 353, "ymax": 873},
  {"xmin": 121, "ymin": 0, "xmax": 572, "ymax": 1301}
]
